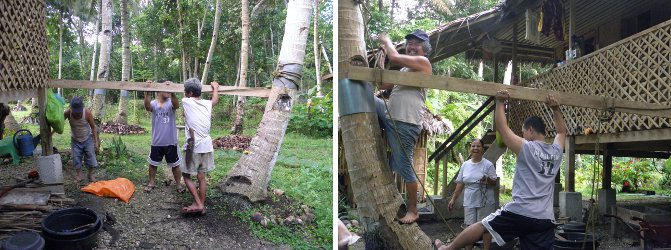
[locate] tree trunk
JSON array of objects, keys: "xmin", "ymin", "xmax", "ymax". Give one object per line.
[
  {"xmin": 76, "ymin": 18, "xmax": 86, "ymax": 80},
  {"xmin": 58, "ymin": 10, "xmax": 64, "ymax": 96},
  {"xmin": 177, "ymin": 0, "xmax": 187, "ymax": 82},
  {"xmin": 91, "ymin": 0, "xmax": 113, "ymax": 120},
  {"xmin": 219, "ymin": 0, "xmax": 312, "ymax": 206},
  {"xmin": 230, "ymin": 0, "xmax": 250, "ymax": 135},
  {"xmin": 89, "ymin": 2, "xmax": 100, "ymax": 98},
  {"xmin": 320, "ymin": 43, "xmax": 332, "ymax": 73},
  {"xmin": 338, "ymin": 0, "xmax": 431, "ymax": 248},
  {"xmin": 201, "ymin": 0, "xmax": 222, "ymax": 85},
  {"xmin": 114, "ymin": 0, "xmax": 130, "ymax": 124},
  {"xmin": 312, "ymin": 0, "xmax": 322, "ymax": 97}
]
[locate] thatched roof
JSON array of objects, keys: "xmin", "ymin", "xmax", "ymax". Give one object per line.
[{"xmin": 420, "ymin": 107, "xmax": 453, "ymax": 136}]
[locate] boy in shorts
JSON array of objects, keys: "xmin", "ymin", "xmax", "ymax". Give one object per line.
[
  {"xmin": 180, "ymin": 78, "xmax": 218, "ymax": 214},
  {"xmin": 435, "ymin": 90, "xmax": 567, "ymax": 250},
  {"xmin": 144, "ymin": 81, "xmax": 183, "ymax": 193}
]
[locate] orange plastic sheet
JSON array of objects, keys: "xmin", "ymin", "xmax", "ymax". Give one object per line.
[{"xmin": 81, "ymin": 178, "xmax": 136, "ymax": 203}]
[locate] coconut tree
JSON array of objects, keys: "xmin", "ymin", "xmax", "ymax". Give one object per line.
[
  {"xmin": 114, "ymin": 0, "xmax": 130, "ymax": 124},
  {"xmin": 201, "ymin": 0, "xmax": 222, "ymax": 85},
  {"xmin": 219, "ymin": 0, "xmax": 312, "ymax": 204},
  {"xmin": 230, "ymin": 0, "xmax": 250, "ymax": 135},
  {"xmin": 312, "ymin": 0, "xmax": 322, "ymax": 97},
  {"xmin": 91, "ymin": 0, "xmax": 113, "ymax": 119},
  {"xmin": 338, "ymin": 0, "xmax": 431, "ymax": 248}
]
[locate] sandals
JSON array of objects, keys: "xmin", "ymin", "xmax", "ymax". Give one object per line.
[{"xmin": 144, "ymin": 184, "xmax": 155, "ymax": 193}]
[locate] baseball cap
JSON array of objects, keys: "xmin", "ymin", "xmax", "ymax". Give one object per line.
[
  {"xmin": 70, "ymin": 96, "xmax": 84, "ymax": 113},
  {"xmin": 405, "ymin": 30, "xmax": 430, "ymax": 42}
]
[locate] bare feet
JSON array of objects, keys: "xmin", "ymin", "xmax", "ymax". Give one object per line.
[
  {"xmin": 433, "ymin": 239, "xmax": 445, "ymax": 250},
  {"xmin": 398, "ymin": 211, "xmax": 419, "ymax": 224},
  {"xmin": 180, "ymin": 203, "xmax": 204, "ymax": 214},
  {"xmin": 144, "ymin": 184, "xmax": 155, "ymax": 193}
]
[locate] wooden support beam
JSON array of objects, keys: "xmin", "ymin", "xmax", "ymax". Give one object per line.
[
  {"xmin": 574, "ymin": 149, "xmax": 670, "ymax": 159},
  {"xmin": 576, "ymin": 128, "xmax": 671, "ymax": 144},
  {"xmin": 564, "ymin": 136, "xmax": 576, "ymax": 192},
  {"xmin": 48, "ymin": 79, "xmax": 271, "ymax": 98},
  {"xmin": 339, "ymin": 64, "xmax": 671, "ymax": 119},
  {"xmin": 37, "ymin": 88, "xmax": 53, "ymax": 156},
  {"xmin": 603, "ymin": 144, "xmax": 612, "ymax": 189}
]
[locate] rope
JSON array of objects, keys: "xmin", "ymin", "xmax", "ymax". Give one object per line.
[{"xmin": 371, "ymin": 52, "xmax": 457, "ymax": 236}]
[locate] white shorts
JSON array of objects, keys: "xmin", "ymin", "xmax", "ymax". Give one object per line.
[
  {"xmin": 464, "ymin": 205, "xmax": 496, "ymax": 226},
  {"xmin": 180, "ymin": 151, "xmax": 215, "ymax": 175}
]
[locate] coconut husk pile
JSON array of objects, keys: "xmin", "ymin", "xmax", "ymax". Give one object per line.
[
  {"xmin": 212, "ymin": 135, "xmax": 251, "ymax": 151},
  {"xmin": 101, "ymin": 122, "xmax": 146, "ymax": 135}
]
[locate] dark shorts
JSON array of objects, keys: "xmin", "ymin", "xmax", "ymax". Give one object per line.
[
  {"xmin": 71, "ymin": 136, "xmax": 97, "ymax": 169},
  {"xmin": 481, "ymin": 209, "xmax": 555, "ymax": 249},
  {"xmin": 147, "ymin": 145, "xmax": 182, "ymax": 167}
]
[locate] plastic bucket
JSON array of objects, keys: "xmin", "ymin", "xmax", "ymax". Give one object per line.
[{"xmin": 40, "ymin": 208, "xmax": 102, "ymax": 250}]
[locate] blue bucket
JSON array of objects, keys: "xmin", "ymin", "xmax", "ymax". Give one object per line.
[{"xmin": 13, "ymin": 129, "xmax": 34, "ymax": 157}]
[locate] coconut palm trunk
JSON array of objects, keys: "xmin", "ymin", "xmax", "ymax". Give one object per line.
[
  {"xmin": 91, "ymin": 0, "xmax": 113, "ymax": 120},
  {"xmin": 219, "ymin": 0, "xmax": 312, "ymax": 204},
  {"xmin": 230, "ymin": 0, "xmax": 250, "ymax": 135},
  {"xmin": 114, "ymin": 0, "xmax": 130, "ymax": 124},
  {"xmin": 312, "ymin": 0, "xmax": 322, "ymax": 97},
  {"xmin": 338, "ymin": 0, "xmax": 431, "ymax": 248},
  {"xmin": 201, "ymin": 0, "xmax": 222, "ymax": 85}
]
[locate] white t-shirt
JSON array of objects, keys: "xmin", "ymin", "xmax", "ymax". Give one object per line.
[
  {"xmin": 503, "ymin": 140, "xmax": 563, "ymax": 220},
  {"xmin": 182, "ymin": 98, "xmax": 213, "ymax": 153},
  {"xmin": 455, "ymin": 159, "xmax": 497, "ymax": 208}
]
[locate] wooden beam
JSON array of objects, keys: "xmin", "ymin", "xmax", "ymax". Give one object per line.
[
  {"xmin": 339, "ymin": 64, "xmax": 671, "ymax": 119},
  {"xmin": 603, "ymin": 144, "xmax": 612, "ymax": 189},
  {"xmin": 564, "ymin": 136, "xmax": 576, "ymax": 192},
  {"xmin": 48, "ymin": 79, "xmax": 271, "ymax": 98},
  {"xmin": 575, "ymin": 150, "xmax": 670, "ymax": 159},
  {"xmin": 576, "ymin": 128, "xmax": 671, "ymax": 144}
]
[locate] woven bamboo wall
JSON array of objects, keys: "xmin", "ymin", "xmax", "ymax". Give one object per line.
[
  {"xmin": 509, "ymin": 19, "xmax": 671, "ymax": 136},
  {"xmin": 0, "ymin": 0, "xmax": 50, "ymax": 92}
]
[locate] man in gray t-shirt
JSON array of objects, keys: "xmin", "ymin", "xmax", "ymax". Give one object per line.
[
  {"xmin": 143, "ymin": 82, "xmax": 184, "ymax": 193},
  {"xmin": 435, "ymin": 90, "xmax": 567, "ymax": 250}
]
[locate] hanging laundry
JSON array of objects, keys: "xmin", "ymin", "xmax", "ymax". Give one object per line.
[
  {"xmin": 538, "ymin": 0, "xmax": 565, "ymax": 41},
  {"xmin": 526, "ymin": 9, "xmax": 541, "ymax": 44}
]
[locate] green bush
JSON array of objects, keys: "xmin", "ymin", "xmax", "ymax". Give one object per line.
[
  {"xmin": 287, "ymin": 92, "xmax": 332, "ymax": 138},
  {"xmin": 611, "ymin": 159, "xmax": 655, "ymax": 191}
]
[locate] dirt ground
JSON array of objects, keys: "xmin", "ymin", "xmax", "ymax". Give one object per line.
[{"xmin": 0, "ymin": 156, "xmax": 288, "ymax": 250}]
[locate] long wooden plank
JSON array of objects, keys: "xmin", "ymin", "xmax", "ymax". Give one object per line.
[
  {"xmin": 339, "ymin": 63, "xmax": 671, "ymax": 118},
  {"xmin": 48, "ymin": 79, "xmax": 271, "ymax": 98},
  {"xmin": 575, "ymin": 128, "xmax": 671, "ymax": 144}
]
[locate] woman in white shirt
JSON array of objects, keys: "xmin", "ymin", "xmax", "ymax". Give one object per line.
[{"xmin": 449, "ymin": 139, "xmax": 498, "ymax": 250}]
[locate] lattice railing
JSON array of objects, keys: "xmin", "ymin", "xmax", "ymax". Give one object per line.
[
  {"xmin": 0, "ymin": 0, "xmax": 50, "ymax": 92},
  {"xmin": 509, "ymin": 19, "xmax": 671, "ymax": 137}
]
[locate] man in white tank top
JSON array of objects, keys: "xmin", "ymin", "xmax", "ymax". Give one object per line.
[
  {"xmin": 376, "ymin": 30, "xmax": 433, "ymax": 224},
  {"xmin": 435, "ymin": 90, "xmax": 567, "ymax": 250},
  {"xmin": 64, "ymin": 96, "xmax": 100, "ymax": 184}
]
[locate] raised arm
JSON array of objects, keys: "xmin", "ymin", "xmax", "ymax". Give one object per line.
[
  {"xmin": 377, "ymin": 34, "xmax": 432, "ymax": 74},
  {"xmin": 494, "ymin": 90, "xmax": 525, "ymax": 155},
  {"xmin": 144, "ymin": 92, "xmax": 152, "ymax": 112},
  {"xmin": 546, "ymin": 94, "xmax": 567, "ymax": 149},
  {"xmin": 170, "ymin": 93, "xmax": 179, "ymax": 110},
  {"xmin": 63, "ymin": 109, "xmax": 70, "ymax": 120},
  {"xmin": 210, "ymin": 81, "xmax": 219, "ymax": 106}
]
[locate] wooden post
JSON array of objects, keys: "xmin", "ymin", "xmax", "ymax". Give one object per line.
[
  {"xmin": 512, "ymin": 20, "xmax": 518, "ymax": 85},
  {"xmin": 441, "ymin": 151, "xmax": 448, "ymax": 199},
  {"xmin": 603, "ymin": 144, "xmax": 612, "ymax": 189},
  {"xmin": 568, "ymin": 0, "xmax": 575, "ymax": 51},
  {"xmin": 565, "ymin": 136, "xmax": 576, "ymax": 192},
  {"xmin": 433, "ymin": 141, "xmax": 440, "ymax": 196},
  {"xmin": 38, "ymin": 88, "xmax": 53, "ymax": 156},
  {"xmin": 493, "ymin": 54, "xmax": 499, "ymax": 83}
]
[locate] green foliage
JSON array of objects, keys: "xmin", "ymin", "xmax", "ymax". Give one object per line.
[
  {"xmin": 287, "ymin": 92, "xmax": 333, "ymax": 138},
  {"xmin": 110, "ymin": 136, "xmax": 128, "ymax": 157},
  {"xmin": 611, "ymin": 159, "xmax": 656, "ymax": 191}
]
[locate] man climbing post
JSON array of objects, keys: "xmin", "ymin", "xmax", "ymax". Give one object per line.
[
  {"xmin": 180, "ymin": 78, "xmax": 218, "ymax": 215},
  {"xmin": 375, "ymin": 30, "xmax": 433, "ymax": 224},
  {"xmin": 435, "ymin": 90, "xmax": 567, "ymax": 249},
  {"xmin": 143, "ymin": 80, "xmax": 183, "ymax": 193}
]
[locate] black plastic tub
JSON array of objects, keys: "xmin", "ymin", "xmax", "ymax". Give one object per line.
[
  {"xmin": 560, "ymin": 222, "xmax": 586, "ymax": 233},
  {"xmin": 2, "ymin": 231, "xmax": 45, "ymax": 250},
  {"xmin": 554, "ymin": 232, "xmax": 599, "ymax": 250},
  {"xmin": 40, "ymin": 208, "xmax": 102, "ymax": 250}
]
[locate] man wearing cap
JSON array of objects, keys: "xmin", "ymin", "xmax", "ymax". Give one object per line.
[
  {"xmin": 375, "ymin": 29, "xmax": 432, "ymax": 224},
  {"xmin": 64, "ymin": 96, "xmax": 100, "ymax": 183}
]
